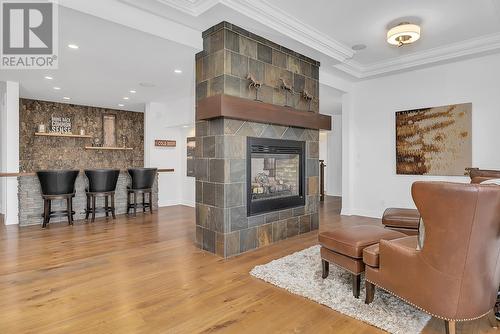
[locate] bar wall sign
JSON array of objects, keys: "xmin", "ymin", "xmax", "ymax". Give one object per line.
[{"xmin": 155, "ymin": 140, "xmax": 176, "ymax": 147}]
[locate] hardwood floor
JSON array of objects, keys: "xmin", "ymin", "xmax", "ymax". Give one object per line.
[{"xmin": 0, "ymin": 197, "xmax": 495, "ymax": 333}]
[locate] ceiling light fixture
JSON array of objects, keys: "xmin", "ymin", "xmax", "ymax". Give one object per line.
[
  {"xmin": 62, "ymin": 97, "xmax": 71, "ymax": 100},
  {"xmin": 53, "ymin": 86, "xmax": 61, "ymax": 90},
  {"xmin": 174, "ymin": 69, "xmax": 182, "ymax": 74},
  {"xmin": 67, "ymin": 44, "xmax": 79, "ymax": 49},
  {"xmin": 123, "ymin": 97, "xmax": 129, "ymax": 100},
  {"xmin": 118, "ymin": 103, "xmax": 125, "ymax": 107},
  {"xmin": 129, "ymin": 90, "xmax": 136, "ymax": 93},
  {"xmin": 387, "ymin": 22, "xmax": 421, "ymax": 47},
  {"xmin": 44, "ymin": 76, "xmax": 53, "ymax": 80}
]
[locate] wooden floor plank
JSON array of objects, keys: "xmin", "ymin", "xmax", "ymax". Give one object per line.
[{"xmin": 0, "ymin": 196, "xmax": 495, "ymax": 333}]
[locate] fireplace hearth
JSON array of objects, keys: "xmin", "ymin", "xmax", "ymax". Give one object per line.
[{"xmin": 247, "ymin": 137, "xmax": 305, "ymax": 216}]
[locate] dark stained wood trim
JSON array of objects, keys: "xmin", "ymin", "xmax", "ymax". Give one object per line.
[{"xmin": 196, "ymin": 94, "xmax": 332, "ymax": 130}]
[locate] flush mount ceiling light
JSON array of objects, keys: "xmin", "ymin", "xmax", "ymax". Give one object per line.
[
  {"xmin": 387, "ymin": 22, "xmax": 421, "ymax": 47},
  {"xmin": 44, "ymin": 76, "xmax": 53, "ymax": 80},
  {"xmin": 123, "ymin": 97, "xmax": 129, "ymax": 100},
  {"xmin": 67, "ymin": 44, "xmax": 79, "ymax": 49},
  {"xmin": 53, "ymin": 86, "xmax": 61, "ymax": 90},
  {"xmin": 174, "ymin": 69, "xmax": 182, "ymax": 74},
  {"xmin": 118, "ymin": 103, "xmax": 125, "ymax": 107},
  {"xmin": 62, "ymin": 97, "xmax": 71, "ymax": 100},
  {"xmin": 129, "ymin": 89, "xmax": 136, "ymax": 94}
]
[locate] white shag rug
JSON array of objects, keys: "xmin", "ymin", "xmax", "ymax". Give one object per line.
[{"xmin": 250, "ymin": 245, "xmax": 431, "ymax": 334}]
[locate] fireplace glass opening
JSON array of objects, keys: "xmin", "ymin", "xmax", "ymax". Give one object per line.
[
  {"xmin": 251, "ymin": 154, "xmax": 299, "ymax": 201},
  {"xmin": 247, "ymin": 137, "xmax": 305, "ymax": 216}
]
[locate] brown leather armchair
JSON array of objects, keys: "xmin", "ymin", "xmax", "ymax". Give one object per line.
[{"xmin": 365, "ymin": 181, "xmax": 500, "ymax": 334}]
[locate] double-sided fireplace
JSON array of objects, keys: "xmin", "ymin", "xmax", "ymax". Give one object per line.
[{"xmin": 247, "ymin": 137, "xmax": 306, "ymax": 216}]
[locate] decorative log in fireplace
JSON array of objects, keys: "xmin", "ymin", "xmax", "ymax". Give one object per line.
[{"xmin": 247, "ymin": 137, "xmax": 306, "ymax": 216}]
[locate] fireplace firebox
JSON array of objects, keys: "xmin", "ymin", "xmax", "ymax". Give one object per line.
[{"xmin": 247, "ymin": 137, "xmax": 306, "ymax": 216}]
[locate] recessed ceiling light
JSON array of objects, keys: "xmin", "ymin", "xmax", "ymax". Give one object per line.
[
  {"xmin": 62, "ymin": 97, "xmax": 71, "ymax": 100},
  {"xmin": 53, "ymin": 86, "xmax": 61, "ymax": 90},
  {"xmin": 352, "ymin": 44, "xmax": 367, "ymax": 51},
  {"xmin": 139, "ymin": 82, "xmax": 156, "ymax": 88},
  {"xmin": 118, "ymin": 103, "xmax": 125, "ymax": 107},
  {"xmin": 129, "ymin": 90, "xmax": 136, "ymax": 94},
  {"xmin": 67, "ymin": 44, "xmax": 79, "ymax": 49},
  {"xmin": 44, "ymin": 76, "xmax": 53, "ymax": 80},
  {"xmin": 123, "ymin": 97, "xmax": 129, "ymax": 100},
  {"xmin": 174, "ymin": 69, "xmax": 182, "ymax": 74},
  {"xmin": 182, "ymin": 125, "xmax": 190, "ymax": 128}
]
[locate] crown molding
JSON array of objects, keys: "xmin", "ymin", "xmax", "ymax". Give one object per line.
[
  {"xmin": 157, "ymin": 0, "xmax": 220, "ymax": 16},
  {"xmin": 120, "ymin": 0, "xmax": 500, "ymax": 79},
  {"xmin": 336, "ymin": 32, "xmax": 500, "ymax": 78},
  {"xmin": 153, "ymin": 0, "xmax": 354, "ymax": 62}
]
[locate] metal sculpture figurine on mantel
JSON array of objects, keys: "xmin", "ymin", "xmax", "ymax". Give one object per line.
[
  {"xmin": 247, "ymin": 73, "xmax": 262, "ymax": 101},
  {"xmin": 279, "ymin": 78, "xmax": 294, "ymax": 107},
  {"xmin": 301, "ymin": 90, "xmax": 314, "ymax": 112}
]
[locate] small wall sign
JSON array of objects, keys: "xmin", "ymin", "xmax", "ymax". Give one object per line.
[
  {"xmin": 155, "ymin": 139, "xmax": 176, "ymax": 147},
  {"xmin": 50, "ymin": 116, "xmax": 72, "ymax": 133}
]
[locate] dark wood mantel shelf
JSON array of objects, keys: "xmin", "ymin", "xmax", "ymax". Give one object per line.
[{"xmin": 196, "ymin": 94, "xmax": 332, "ymax": 130}]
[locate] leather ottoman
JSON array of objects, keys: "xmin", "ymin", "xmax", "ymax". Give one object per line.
[
  {"xmin": 382, "ymin": 208, "xmax": 420, "ymax": 235},
  {"xmin": 318, "ymin": 225, "xmax": 406, "ymax": 298}
]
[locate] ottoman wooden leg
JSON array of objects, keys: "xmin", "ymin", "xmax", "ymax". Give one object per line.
[
  {"xmin": 365, "ymin": 281, "xmax": 375, "ymax": 304},
  {"xmin": 352, "ymin": 274, "xmax": 361, "ymax": 298},
  {"xmin": 321, "ymin": 259, "xmax": 329, "ymax": 279}
]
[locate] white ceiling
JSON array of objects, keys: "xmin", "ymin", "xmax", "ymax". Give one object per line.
[
  {"xmin": 2, "ymin": 0, "xmax": 500, "ymax": 111},
  {"xmin": 0, "ymin": 6, "xmax": 197, "ymax": 112}
]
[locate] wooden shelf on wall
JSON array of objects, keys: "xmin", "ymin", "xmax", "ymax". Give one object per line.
[
  {"xmin": 35, "ymin": 132, "xmax": 93, "ymax": 138},
  {"xmin": 84, "ymin": 146, "xmax": 134, "ymax": 151},
  {"xmin": 196, "ymin": 94, "xmax": 332, "ymax": 130}
]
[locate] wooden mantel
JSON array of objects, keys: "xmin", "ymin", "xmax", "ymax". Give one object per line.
[{"xmin": 196, "ymin": 94, "xmax": 332, "ymax": 130}]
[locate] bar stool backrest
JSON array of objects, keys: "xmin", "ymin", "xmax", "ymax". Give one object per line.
[
  {"xmin": 85, "ymin": 169, "xmax": 120, "ymax": 193},
  {"xmin": 128, "ymin": 168, "xmax": 157, "ymax": 190},
  {"xmin": 36, "ymin": 170, "xmax": 79, "ymax": 195}
]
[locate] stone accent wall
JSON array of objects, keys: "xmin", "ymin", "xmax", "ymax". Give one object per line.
[
  {"xmin": 196, "ymin": 22, "xmax": 320, "ymax": 113},
  {"xmin": 19, "ymin": 99, "xmax": 144, "ymax": 172},
  {"xmin": 195, "ymin": 22, "xmax": 321, "ymax": 258},
  {"xmin": 18, "ymin": 172, "xmax": 158, "ymax": 226},
  {"xmin": 194, "ymin": 119, "xmax": 319, "ymax": 257}
]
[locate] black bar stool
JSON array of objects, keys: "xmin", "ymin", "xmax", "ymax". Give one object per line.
[
  {"xmin": 84, "ymin": 169, "xmax": 120, "ymax": 222},
  {"xmin": 36, "ymin": 170, "xmax": 79, "ymax": 228},
  {"xmin": 127, "ymin": 168, "xmax": 157, "ymax": 216}
]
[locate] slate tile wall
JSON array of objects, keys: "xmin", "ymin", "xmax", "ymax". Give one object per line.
[
  {"xmin": 195, "ymin": 22, "xmax": 321, "ymax": 258},
  {"xmin": 195, "ymin": 119, "xmax": 319, "ymax": 258},
  {"xmin": 196, "ymin": 22, "xmax": 320, "ymax": 113}
]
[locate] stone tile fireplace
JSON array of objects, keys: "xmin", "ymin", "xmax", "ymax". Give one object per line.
[{"xmin": 194, "ymin": 22, "xmax": 330, "ymax": 258}]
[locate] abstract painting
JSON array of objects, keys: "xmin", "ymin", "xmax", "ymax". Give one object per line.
[{"xmin": 395, "ymin": 103, "xmax": 472, "ymax": 176}]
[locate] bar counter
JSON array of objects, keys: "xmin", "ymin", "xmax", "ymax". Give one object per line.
[{"xmin": 2, "ymin": 169, "xmax": 174, "ymax": 226}]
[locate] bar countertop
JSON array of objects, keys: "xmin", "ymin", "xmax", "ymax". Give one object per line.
[{"xmin": 0, "ymin": 168, "xmax": 175, "ymax": 177}]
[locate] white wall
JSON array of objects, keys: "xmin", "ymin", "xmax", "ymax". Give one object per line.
[
  {"xmin": 342, "ymin": 53, "xmax": 500, "ymax": 218},
  {"xmin": 326, "ymin": 114, "xmax": 342, "ymax": 196},
  {"xmin": 0, "ymin": 81, "xmax": 20, "ymax": 225},
  {"xmin": 144, "ymin": 99, "xmax": 195, "ymax": 207}
]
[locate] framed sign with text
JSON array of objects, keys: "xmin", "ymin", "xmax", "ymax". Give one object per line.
[{"xmin": 155, "ymin": 140, "xmax": 176, "ymax": 147}]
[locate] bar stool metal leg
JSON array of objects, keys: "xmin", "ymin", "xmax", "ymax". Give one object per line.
[
  {"xmin": 111, "ymin": 192, "xmax": 116, "ymax": 219},
  {"xmin": 105, "ymin": 196, "xmax": 109, "ymax": 217},
  {"xmin": 85, "ymin": 195, "xmax": 90, "ymax": 220},
  {"xmin": 67, "ymin": 197, "xmax": 73, "ymax": 225},
  {"xmin": 149, "ymin": 191, "xmax": 153, "ymax": 214},
  {"xmin": 142, "ymin": 193, "xmax": 146, "ymax": 213},
  {"xmin": 92, "ymin": 195, "xmax": 96, "ymax": 222},
  {"xmin": 43, "ymin": 199, "xmax": 49, "ymax": 228},
  {"xmin": 133, "ymin": 192, "xmax": 137, "ymax": 217},
  {"xmin": 127, "ymin": 192, "xmax": 130, "ymax": 215}
]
